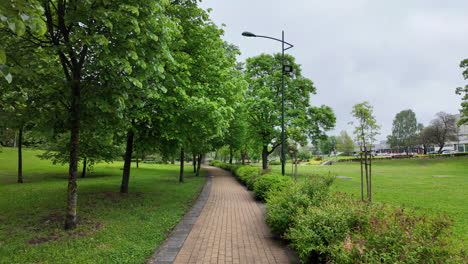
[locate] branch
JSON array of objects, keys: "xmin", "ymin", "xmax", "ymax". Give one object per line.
[{"xmin": 268, "ymin": 143, "xmax": 281, "ymax": 155}]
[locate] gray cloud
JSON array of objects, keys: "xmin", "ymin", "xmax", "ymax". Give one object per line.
[{"xmin": 200, "ymin": 0, "xmax": 468, "ymax": 140}]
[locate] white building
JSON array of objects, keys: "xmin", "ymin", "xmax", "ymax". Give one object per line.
[{"xmin": 448, "ymin": 114, "xmax": 468, "ymax": 152}]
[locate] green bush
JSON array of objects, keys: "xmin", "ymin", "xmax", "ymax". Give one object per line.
[
  {"xmin": 332, "ymin": 207, "xmax": 464, "ymax": 263},
  {"xmin": 286, "ymin": 194, "xmax": 368, "ymax": 263},
  {"xmin": 285, "ymin": 193, "xmax": 465, "ymax": 263},
  {"xmin": 235, "ymin": 166, "xmax": 260, "ymax": 189},
  {"xmin": 313, "ymin": 156, "xmax": 323, "ymax": 161},
  {"xmin": 265, "ymin": 175, "xmax": 334, "ymax": 235},
  {"xmin": 269, "ymin": 160, "xmax": 281, "ymax": 165},
  {"xmin": 253, "ymin": 173, "xmax": 293, "ymax": 201}
]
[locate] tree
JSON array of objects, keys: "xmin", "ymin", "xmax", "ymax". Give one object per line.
[
  {"xmin": 351, "ymin": 102, "xmax": 380, "ymax": 201},
  {"xmin": 456, "ymin": 59, "xmax": 468, "ymax": 125},
  {"xmin": 387, "ymin": 109, "xmax": 419, "ymax": 153},
  {"xmin": 244, "ymin": 53, "xmax": 335, "ymax": 170},
  {"xmin": 297, "ymin": 150, "xmax": 311, "ymax": 161},
  {"xmin": 428, "ymin": 112, "xmax": 458, "ymax": 153},
  {"xmin": 319, "ymin": 136, "xmax": 337, "ymax": 156},
  {"xmin": 336, "ymin": 130, "xmax": 354, "ymax": 156},
  {"xmin": 418, "ymin": 125, "xmax": 436, "ymax": 154}
]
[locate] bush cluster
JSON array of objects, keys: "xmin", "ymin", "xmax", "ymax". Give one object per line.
[
  {"xmin": 269, "ymin": 160, "xmax": 281, "ymax": 165},
  {"xmin": 253, "ymin": 173, "xmax": 293, "ymax": 201},
  {"xmin": 209, "ymin": 161, "xmax": 291, "ymax": 201},
  {"xmin": 209, "ymin": 161, "xmax": 465, "ymax": 263}
]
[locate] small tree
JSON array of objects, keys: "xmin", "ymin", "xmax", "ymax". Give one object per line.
[
  {"xmin": 336, "ymin": 130, "xmax": 354, "ymax": 156},
  {"xmin": 319, "ymin": 136, "xmax": 337, "ymax": 156},
  {"xmin": 387, "ymin": 109, "xmax": 419, "ymax": 153},
  {"xmin": 418, "ymin": 125, "xmax": 436, "ymax": 154},
  {"xmin": 350, "ymin": 102, "xmax": 380, "ymax": 201},
  {"xmin": 428, "ymin": 112, "xmax": 458, "ymax": 153}
]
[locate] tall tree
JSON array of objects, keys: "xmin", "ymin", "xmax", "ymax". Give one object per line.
[
  {"xmin": 457, "ymin": 59, "xmax": 468, "ymax": 125},
  {"xmin": 428, "ymin": 112, "xmax": 458, "ymax": 153},
  {"xmin": 387, "ymin": 109, "xmax": 419, "ymax": 153},
  {"xmin": 336, "ymin": 130, "xmax": 355, "ymax": 156},
  {"xmin": 351, "ymin": 102, "xmax": 380, "ymax": 201},
  {"xmin": 244, "ymin": 53, "xmax": 335, "ymax": 169}
]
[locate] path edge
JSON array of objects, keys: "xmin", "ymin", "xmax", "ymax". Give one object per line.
[{"xmin": 147, "ymin": 167, "xmax": 213, "ymax": 264}]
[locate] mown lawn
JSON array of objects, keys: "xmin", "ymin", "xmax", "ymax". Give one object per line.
[
  {"xmin": 0, "ymin": 147, "xmax": 205, "ymax": 264},
  {"xmin": 270, "ymin": 157, "xmax": 468, "ymax": 241}
]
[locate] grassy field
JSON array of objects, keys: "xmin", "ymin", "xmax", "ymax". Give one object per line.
[
  {"xmin": 270, "ymin": 157, "xmax": 468, "ymax": 241},
  {"xmin": 0, "ymin": 147, "xmax": 205, "ymax": 264}
]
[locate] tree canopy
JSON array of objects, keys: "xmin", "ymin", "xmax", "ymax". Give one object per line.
[{"xmin": 387, "ymin": 109, "xmax": 420, "ymax": 153}]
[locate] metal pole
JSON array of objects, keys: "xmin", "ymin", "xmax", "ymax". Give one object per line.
[{"xmin": 281, "ymin": 30, "xmax": 285, "ymax": 176}]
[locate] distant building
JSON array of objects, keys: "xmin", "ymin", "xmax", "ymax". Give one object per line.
[{"xmin": 448, "ymin": 114, "xmax": 468, "ymax": 153}]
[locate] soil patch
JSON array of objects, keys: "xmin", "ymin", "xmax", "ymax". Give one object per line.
[{"xmin": 27, "ymin": 213, "xmax": 103, "ymax": 245}]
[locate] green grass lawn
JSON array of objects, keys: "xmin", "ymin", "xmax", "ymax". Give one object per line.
[
  {"xmin": 0, "ymin": 147, "xmax": 205, "ymax": 264},
  {"xmin": 270, "ymin": 157, "xmax": 468, "ymax": 241}
]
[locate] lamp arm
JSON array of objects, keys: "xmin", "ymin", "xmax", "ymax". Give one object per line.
[{"xmin": 255, "ymin": 35, "xmax": 294, "ymax": 50}]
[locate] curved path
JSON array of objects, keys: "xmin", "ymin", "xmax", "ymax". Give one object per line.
[{"xmin": 152, "ymin": 166, "xmax": 292, "ymax": 264}]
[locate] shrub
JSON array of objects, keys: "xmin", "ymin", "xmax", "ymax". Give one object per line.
[
  {"xmin": 235, "ymin": 166, "xmax": 260, "ymax": 189},
  {"xmin": 331, "ymin": 207, "xmax": 464, "ymax": 264},
  {"xmin": 265, "ymin": 175, "xmax": 334, "ymax": 235},
  {"xmin": 285, "ymin": 193, "xmax": 465, "ymax": 263},
  {"xmin": 269, "ymin": 160, "xmax": 281, "ymax": 165},
  {"xmin": 313, "ymin": 156, "xmax": 323, "ymax": 161},
  {"xmin": 253, "ymin": 173, "xmax": 293, "ymax": 201},
  {"xmin": 286, "ymin": 194, "xmax": 369, "ymax": 263}
]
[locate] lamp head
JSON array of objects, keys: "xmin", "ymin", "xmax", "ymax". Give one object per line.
[{"xmin": 242, "ymin": 31, "xmax": 257, "ymax": 37}]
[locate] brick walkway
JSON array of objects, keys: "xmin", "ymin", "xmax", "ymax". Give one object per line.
[{"xmin": 173, "ymin": 166, "xmax": 291, "ymax": 264}]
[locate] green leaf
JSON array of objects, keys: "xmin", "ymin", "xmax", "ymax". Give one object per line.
[
  {"xmin": 158, "ymin": 65, "xmax": 164, "ymax": 73},
  {"xmin": 0, "ymin": 48, "xmax": 6, "ymax": 64},
  {"xmin": 9, "ymin": 19, "xmax": 26, "ymax": 36},
  {"xmin": 5, "ymin": 73, "xmax": 12, "ymax": 83},
  {"xmin": 29, "ymin": 18, "xmax": 47, "ymax": 36}
]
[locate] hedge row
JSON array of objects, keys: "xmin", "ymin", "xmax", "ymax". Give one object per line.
[
  {"xmin": 209, "ymin": 160, "xmax": 293, "ymax": 202},
  {"xmin": 209, "ymin": 161, "xmax": 466, "ymax": 263}
]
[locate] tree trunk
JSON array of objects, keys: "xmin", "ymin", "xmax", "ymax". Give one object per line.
[
  {"xmin": 294, "ymin": 159, "xmax": 298, "ymax": 181},
  {"xmin": 241, "ymin": 152, "xmax": 246, "ymax": 165},
  {"xmin": 196, "ymin": 154, "xmax": 202, "ymax": 176},
  {"xmin": 360, "ymin": 150, "xmax": 364, "ymax": 201},
  {"xmin": 171, "ymin": 159, "xmax": 175, "ymax": 164},
  {"xmin": 65, "ymin": 82, "xmax": 81, "ymax": 230},
  {"xmin": 262, "ymin": 146, "xmax": 269, "ymax": 170},
  {"xmin": 437, "ymin": 144, "xmax": 444, "ymax": 154},
  {"xmin": 364, "ymin": 147, "xmax": 370, "ymax": 201},
  {"xmin": 229, "ymin": 147, "xmax": 233, "ymax": 164},
  {"xmin": 136, "ymin": 157, "xmax": 139, "ymax": 168},
  {"xmin": 179, "ymin": 148, "xmax": 184, "ymax": 183},
  {"xmin": 17, "ymin": 127, "xmax": 23, "ymax": 183},
  {"xmin": 13, "ymin": 131, "xmax": 17, "ymax": 148},
  {"xmin": 81, "ymin": 157, "xmax": 87, "ymax": 178},
  {"xmin": 192, "ymin": 153, "xmax": 197, "ymax": 173},
  {"xmin": 120, "ymin": 129, "xmax": 134, "ymax": 194},
  {"xmin": 369, "ymin": 152, "xmax": 372, "ymax": 201}
]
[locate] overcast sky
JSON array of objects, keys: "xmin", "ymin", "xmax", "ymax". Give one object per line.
[{"xmin": 199, "ymin": 0, "xmax": 467, "ymax": 141}]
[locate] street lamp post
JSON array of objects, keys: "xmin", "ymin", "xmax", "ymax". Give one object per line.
[{"xmin": 242, "ymin": 31, "xmax": 294, "ymax": 176}]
